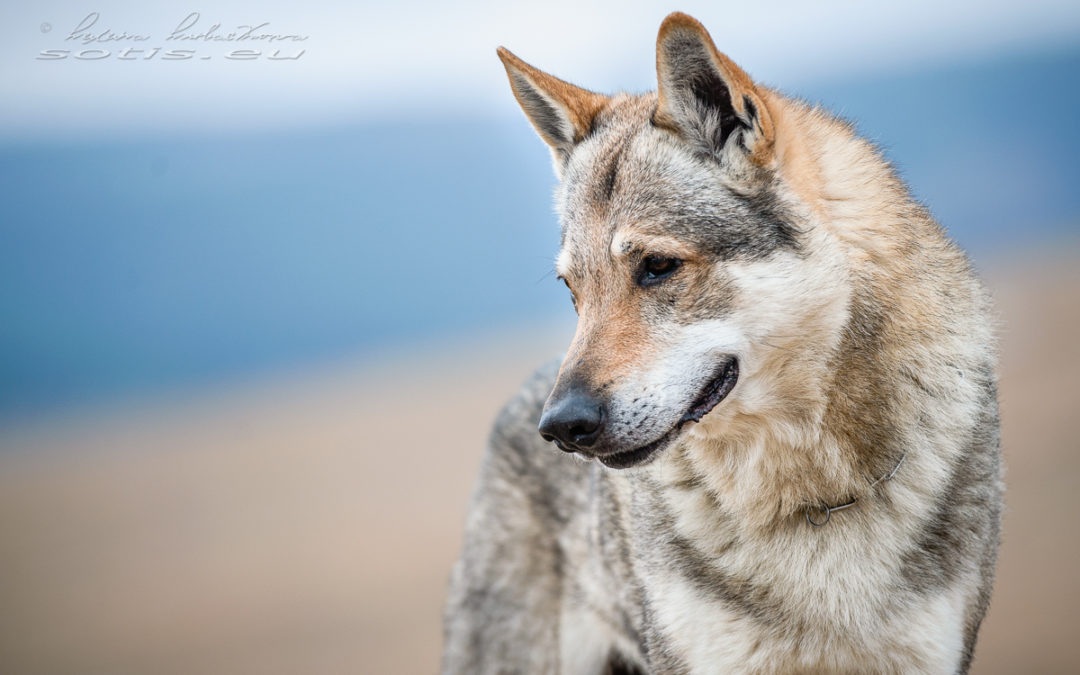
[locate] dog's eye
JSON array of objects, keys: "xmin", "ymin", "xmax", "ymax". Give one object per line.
[
  {"xmin": 559, "ymin": 276, "xmax": 579, "ymax": 312},
  {"xmin": 638, "ymin": 256, "xmax": 682, "ymax": 286}
]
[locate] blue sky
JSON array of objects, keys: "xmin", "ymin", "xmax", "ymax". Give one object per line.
[{"xmin": 3, "ymin": 0, "xmax": 1080, "ymax": 139}]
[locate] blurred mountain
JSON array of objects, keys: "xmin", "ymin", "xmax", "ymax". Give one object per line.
[{"xmin": 1, "ymin": 46, "xmax": 1078, "ymax": 421}]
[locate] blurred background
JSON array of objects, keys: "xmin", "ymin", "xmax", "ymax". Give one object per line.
[{"xmin": 1, "ymin": 1, "xmax": 1078, "ymax": 672}]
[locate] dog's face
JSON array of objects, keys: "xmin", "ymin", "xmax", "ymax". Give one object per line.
[{"xmin": 499, "ymin": 14, "xmax": 845, "ymax": 468}]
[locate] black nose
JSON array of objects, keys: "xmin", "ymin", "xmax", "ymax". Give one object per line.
[{"xmin": 538, "ymin": 389, "xmax": 605, "ymax": 451}]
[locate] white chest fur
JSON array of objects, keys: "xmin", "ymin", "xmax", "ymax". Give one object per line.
[
  {"xmin": 623, "ymin": 464, "xmax": 970, "ymax": 675},
  {"xmin": 644, "ymin": 568, "xmax": 966, "ymax": 674}
]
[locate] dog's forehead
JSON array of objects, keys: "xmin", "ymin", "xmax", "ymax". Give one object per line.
[
  {"xmin": 555, "ymin": 97, "xmax": 796, "ymax": 275},
  {"xmin": 559, "ymin": 102, "xmax": 715, "ymax": 235}
]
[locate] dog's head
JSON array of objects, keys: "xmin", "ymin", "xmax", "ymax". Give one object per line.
[{"xmin": 499, "ymin": 13, "xmax": 848, "ymax": 469}]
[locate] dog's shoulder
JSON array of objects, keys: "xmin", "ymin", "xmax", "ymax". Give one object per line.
[
  {"xmin": 479, "ymin": 357, "xmax": 590, "ymax": 523},
  {"xmin": 443, "ymin": 359, "xmax": 580, "ymax": 674}
]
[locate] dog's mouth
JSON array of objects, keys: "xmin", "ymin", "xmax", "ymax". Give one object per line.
[{"xmin": 598, "ymin": 357, "xmax": 739, "ymax": 469}]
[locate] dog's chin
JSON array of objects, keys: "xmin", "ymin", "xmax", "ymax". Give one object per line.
[{"xmin": 598, "ymin": 357, "xmax": 739, "ymax": 470}]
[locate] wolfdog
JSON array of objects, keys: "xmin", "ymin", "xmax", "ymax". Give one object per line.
[{"xmin": 443, "ymin": 12, "xmax": 1002, "ymax": 674}]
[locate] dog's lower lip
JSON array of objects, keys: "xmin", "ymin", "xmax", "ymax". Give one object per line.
[
  {"xmin": 680, "ymin": 357, "xmax": 739, "ymax": 424},
  {"xmin": 599, "ymin": 358, "xmax": 739, "ymax": 469},
  {"xmin": 598, "ymin": 432, "xmax": 676, "ymax": 469}
]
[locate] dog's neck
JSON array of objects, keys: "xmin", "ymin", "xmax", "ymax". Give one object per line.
[
  {"xmin": 804, "ymin": 450, "xmax": 907, "ymax": 527},
  {"xmin": 649, "ymin": 283, "xmax": 922, "ymax": 534},
  {"xmin": 653, "ymin": 433, "xmax": 856, "ymax": 532}
]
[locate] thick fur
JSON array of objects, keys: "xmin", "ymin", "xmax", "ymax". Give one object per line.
[{"xmin": 444, "ymin": 13, "xmax": 1002, "ymax": 674}]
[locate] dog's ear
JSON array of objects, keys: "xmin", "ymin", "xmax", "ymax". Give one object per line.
[
  {"xmin": 497, "ymin": 47, "xmax": 609, "ymax": 166},
  {"xmin": 654, "ymin": 12, "xmax": 774, "ymax": 167}
]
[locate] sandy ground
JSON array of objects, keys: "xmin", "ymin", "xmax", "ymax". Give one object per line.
[{"xmin": 0, "ymin": 249, "xmax": 1077, "ymax": 674}]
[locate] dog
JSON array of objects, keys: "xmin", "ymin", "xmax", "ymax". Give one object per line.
[{"xmin": 442, "ymin": 12, "xmax": 1003, "ymax": 674}]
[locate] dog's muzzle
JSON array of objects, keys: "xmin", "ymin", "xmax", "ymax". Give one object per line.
[{"xmin": 537, "ymin": 357, "xmax": 739, "ymax": 468}]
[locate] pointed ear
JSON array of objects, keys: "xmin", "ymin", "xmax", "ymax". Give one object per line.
[
  {"xmin": 497, "ymin": 47, "xmax": 608, "ymax": 162},
  {"xmin": 654, "ymin": 13, "xmax": 774, "ymax": 166}
]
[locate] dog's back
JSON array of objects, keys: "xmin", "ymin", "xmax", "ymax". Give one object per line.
[{"xmin": 444, "ymin": 13, "xmax": 1002, "ymax": 674}]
